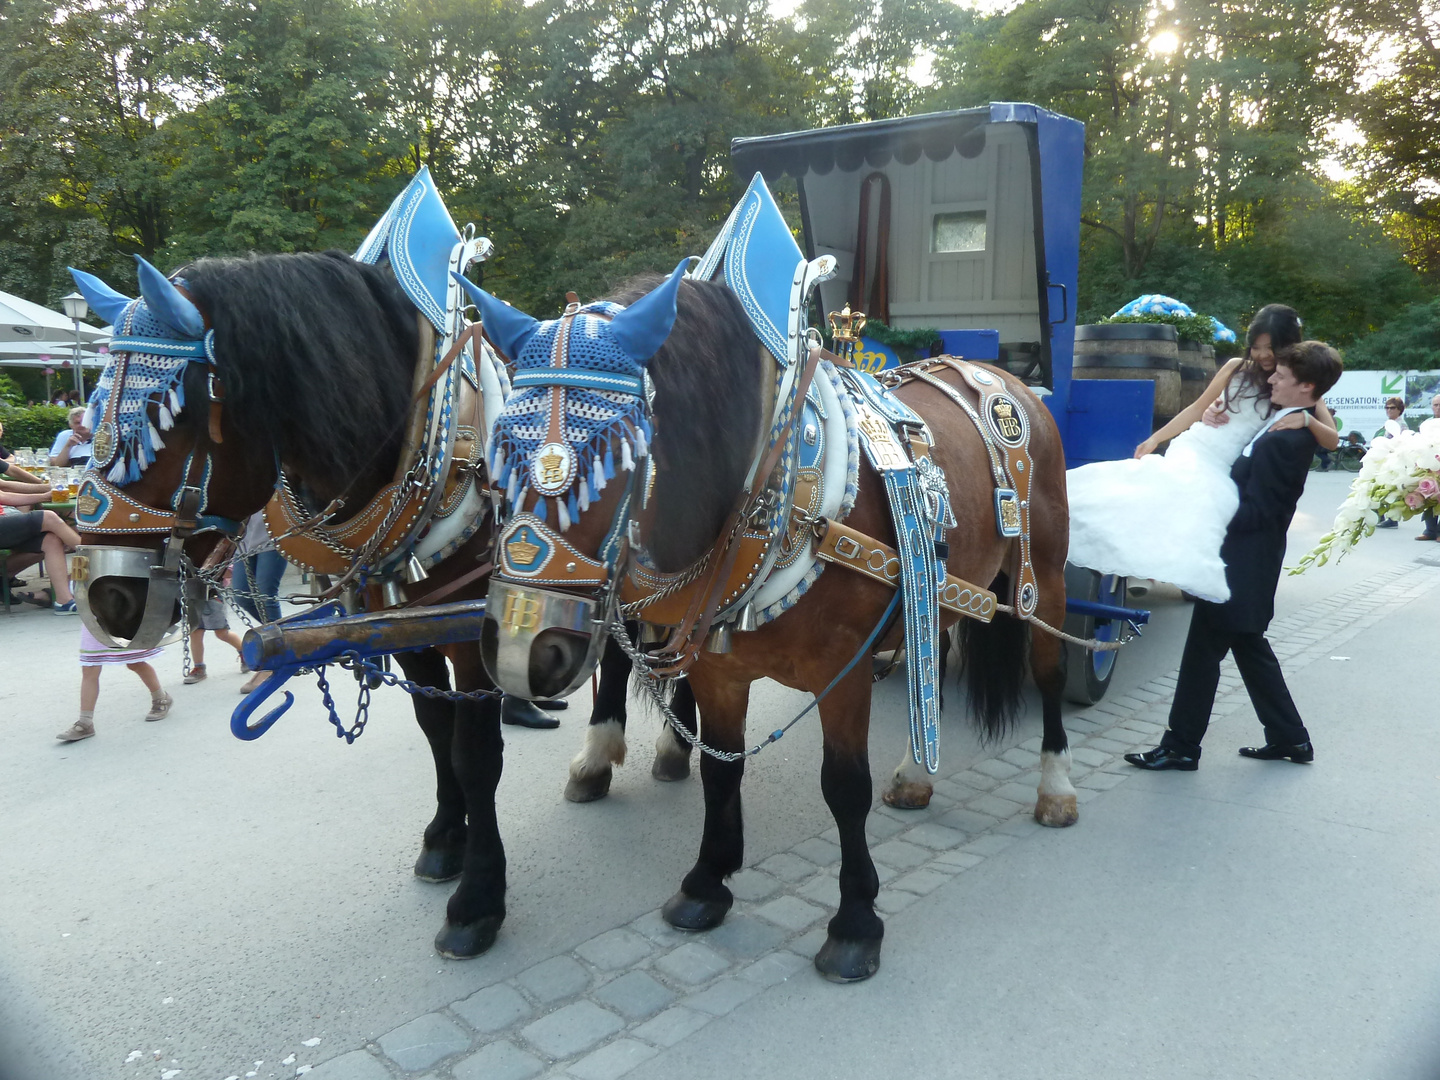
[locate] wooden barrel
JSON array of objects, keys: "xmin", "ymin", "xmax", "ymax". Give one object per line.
[
  {"xmin": 1073, "ymin": 324, "xmax": 1181, "ymax": 419},
  {"xmin": 1176, "ymin": 339, "xmax": 1217, "ymax": 411}
]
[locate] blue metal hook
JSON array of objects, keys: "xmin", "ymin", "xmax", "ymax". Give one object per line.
[{"xmin": 231, "ymin": 665, "xmax": 302, "ymax": 741}]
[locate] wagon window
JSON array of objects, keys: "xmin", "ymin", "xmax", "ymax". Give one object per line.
[{"xmin": 932, "ymin": 211, "xmax": 986, "ymax": 253}]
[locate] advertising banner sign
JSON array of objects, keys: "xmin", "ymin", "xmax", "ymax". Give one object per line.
[{"xmin": 1324, "ymin": 370, "xmax": 1440, "ymax": 443}]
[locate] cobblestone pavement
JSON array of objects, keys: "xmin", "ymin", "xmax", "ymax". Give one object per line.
[{"xmin": 218, "ymin": 560, "xmax": 1436, "ymax": 1080}]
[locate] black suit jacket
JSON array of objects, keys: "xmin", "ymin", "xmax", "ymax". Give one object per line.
[{"xmin": 1213, "ymin": 423, "xmax": 1317, "ymax": 633}]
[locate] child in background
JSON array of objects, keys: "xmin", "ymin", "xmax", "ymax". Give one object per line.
[
  {"xmin": 56, "ymin": 626, "xmax": 173, "ymax": 742},
  {"xmin": 182, "ymin": 575, "xmax": 244, "ymax": 684}
]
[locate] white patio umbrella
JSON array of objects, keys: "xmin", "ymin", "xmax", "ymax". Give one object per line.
[
  {"xmin": 0, "ymin": 341, "xmax": 110, "ymax": 366},
  {"xmin": 0, "ymin": 288, "xmax": 111, "ymax": 343}
]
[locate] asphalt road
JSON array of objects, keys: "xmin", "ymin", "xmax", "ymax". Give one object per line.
[{"xmin": 1, "ymin": 468, "xmax": 1435, "ymax": 1080}]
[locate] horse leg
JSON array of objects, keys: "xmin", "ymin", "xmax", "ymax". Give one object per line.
[
  {"xmin": 394, "ymin": 648, "xmax": 467, "ymax": 882},
  {"xmin": 434, "ymin": 646, "xmax": 507, "ymax": 959},
  {"xmin": 565, "ymin": 630, "xmax": 633, "ymax": 802},
  {"xmin": 661, "ymin": 670, "xmax": 748, "ymax": 931},
  {"xmin": 815, "ymin": 670, "xmax": 884, "ymax": 982},
  {"xmin": 651, "ymin": 678, "xmax": 696, "ymax": 782},
  {"xmin": 1030, "ymin": 624, "xmax": 1079, "ymax": 828},
  {"xmin": 881, "ymin": 628, "xmax": 949, "ymax": 809}
]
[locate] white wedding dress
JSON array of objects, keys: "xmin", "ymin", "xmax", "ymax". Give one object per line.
[{"xmin": 1065, "ymin": 389, "xmax": 1271, "ymax": 602}]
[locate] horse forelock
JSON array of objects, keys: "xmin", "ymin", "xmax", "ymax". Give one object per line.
[
  {"xmin": 182, "ymin": 251, "xmax": 420, "ymax": 502},
  {"xmin": 605, "ymin": 276, "xmax": 763, "ymax": 573}
]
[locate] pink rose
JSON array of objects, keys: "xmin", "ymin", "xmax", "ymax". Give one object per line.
[
  {"xmin": 1406, "ymin": 491, "xmax": 1424, "ymax": 509},
  {"xmin": 1417, "ymin": 475, "xmax": 1440, "ymax": 499}
]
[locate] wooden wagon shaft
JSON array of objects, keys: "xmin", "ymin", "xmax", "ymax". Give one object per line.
[{"xmin": 241, "ymin": 599, "xmax": 489, "ymax": 672}]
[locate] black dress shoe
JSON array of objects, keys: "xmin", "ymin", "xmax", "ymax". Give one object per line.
[
  {"xmin": 535, "ymin": 699, "xmax": 569, "ymax": 711},
  {"xmin": 1124, "ymin": 745, "xmax": 1199, "ymax": 771},
  {"xmin": 1238, "ymin": 740, "xmax": 1313, "ymax": 763},
  {"xmin": 501, "ymin": 696, "xmax": 560, "ymax": 729}
]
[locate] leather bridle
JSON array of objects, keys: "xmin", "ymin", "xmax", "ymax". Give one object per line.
[{"xmin": 72, "ymin": 327, "xmax": 243, "ymax": 650}]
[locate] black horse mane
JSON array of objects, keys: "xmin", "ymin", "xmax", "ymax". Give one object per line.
[
  {"xmin": 606, "ymin": 276, "xmax": 762, "ymax": 572},
  {"xmin": 182, "ymin": 251, "xmax": 420, "ymax": 502}
]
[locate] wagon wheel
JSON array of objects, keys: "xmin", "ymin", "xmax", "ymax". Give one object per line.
[{"xmin": 1062, "ymin": 564, "xmax": 1126, "ymax": 705}]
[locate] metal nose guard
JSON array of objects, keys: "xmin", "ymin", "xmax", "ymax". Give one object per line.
[
  {"xmin": 71, "ymin": 544, "xmax": 185, "ymax": 650},
  {"xmin": 480, "ymin": 580, "xmax": 613, "ymax": 700}
]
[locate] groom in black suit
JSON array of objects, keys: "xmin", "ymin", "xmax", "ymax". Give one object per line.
[{"xmin": 1126, "ymin": 341, "xmax": 1344, "ymax": 771}]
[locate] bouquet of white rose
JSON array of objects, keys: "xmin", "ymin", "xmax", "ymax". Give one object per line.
[{"xmin": 1291, "ymin": 417, "xmax": 1440, "ymax": 573}]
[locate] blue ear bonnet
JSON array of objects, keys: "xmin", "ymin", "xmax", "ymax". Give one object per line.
[
  {"xmin": 515, "ymin": 305, "xmax": 644, "ymax": 376},
  {"xmin": 68, "ymin": 260, "xmax": 210, "ymax": 486},
  {"xmin": 461, "ymin": 261, "xmax": 688, "ymax": 531}
]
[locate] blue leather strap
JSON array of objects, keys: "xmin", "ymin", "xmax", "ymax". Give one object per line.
[
  {"xmin": 107, "ymin": 337, "xmax": 206, "ymax": 358},
  {"xmin": 511, "ymin": 370, "xmax": 645, "ymax": 396}
]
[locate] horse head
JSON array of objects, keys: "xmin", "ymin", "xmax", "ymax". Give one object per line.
[
  {"xmin": 67, "ymin": 256, "xmax": 277, "ymax": 647},
  {"xmin": 70, "ymin": 250, "xmax": 422, "ymax": 648},
  {"xmin": 455, "ymin": 261, "xmax": 706, "ymax": 698}
]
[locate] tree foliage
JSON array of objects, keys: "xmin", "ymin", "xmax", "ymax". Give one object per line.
[{"xmin": 0, "ymin": 0, "xmax": 1435, "ymax": 355}]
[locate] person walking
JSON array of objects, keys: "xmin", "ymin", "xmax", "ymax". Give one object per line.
[
  {"xmin": 182, "ymin": 575, "xmax": 244, "ymax": 684},
  {"xmin": 1418, "ymin": 393, "xmax": 1440, "ymax": 542},
  {"xmin": 1126, "ymin": 341, "xmax": 1344, "ymax": 771},
  {"xmin": 56, "ymin": 626, "xmax": 173, "ymax": 742},
  {"xmin": 232, "ymin": 511, "xmax": 287, "ymax": 694}
]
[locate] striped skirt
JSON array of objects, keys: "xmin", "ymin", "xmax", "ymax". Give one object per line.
[{"xmin": 79, "ymin": 624, "xmax": 163, "ymax": 667}]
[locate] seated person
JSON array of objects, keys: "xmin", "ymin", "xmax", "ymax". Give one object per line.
[
  {"xmin": 49, "ymin": 407, "xmax": 93, "ymax": 467},
  {"xmin": 0, "ymin": 482, "xmax": 82, "ymax": 612},
  {"xmin": 0, "ymin": 457, "xmax": 43, "ymax": 483}
]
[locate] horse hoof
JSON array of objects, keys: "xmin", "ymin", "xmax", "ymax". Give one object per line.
[
  {"xmin": 413, "ymin": 845, "xmax": 464, "ymax": 882},
  {"xmin": 881, "ymin": 780, "xmax": 932, "ymax": 809},
  {"xmin": 662, "ymin": 890, "xmax": 730, "ymax": 931},
  {"xmin": 434, "ymin": 915, "xmax": 503, "ymax": 959},
  {"xmin": 1035, "ymin": 793, "xmax": 1079, "ymax": 828},
  {"xmin": 564, "ymin": 767, "xmax": 612, "ymax": 803},
  {"xmin": 814, "ymin": 936, "xmax": 882, "ymax": 982},
  {"xmin": 651, "ymin": 754, "xmax": 691, "ymax": 783}
]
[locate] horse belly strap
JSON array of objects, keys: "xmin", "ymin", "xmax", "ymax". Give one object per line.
[{"xmin": 813, "ymin": 519, "xmax": 996, "ymax": 622}]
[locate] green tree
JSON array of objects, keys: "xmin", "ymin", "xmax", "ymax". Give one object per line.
[
  {"xmin": 0, "ymin": 0, "xmax": 187, "ymax": 297},
  {"xmin": 1344, "ymin": 298, "xmax": 1440, "ymax": 370},
  {"xmin": 167, "ymin": 0, "xmax": 399, "ymax": 257},
  {"xmin": 927, "ymin": 0, "xmax": 1357, "ymax": 279},
  {"xmin": 1350, "ymin": 0, "xmax": 1440, "ymax": 277}
]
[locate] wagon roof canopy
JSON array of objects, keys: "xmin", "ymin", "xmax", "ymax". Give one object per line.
[{"xmin": 731, "ymin": 108, "xmax": 993, "ymax": 182}]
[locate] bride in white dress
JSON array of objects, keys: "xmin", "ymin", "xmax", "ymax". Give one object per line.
[{"xmin": 1066, "ymin": 305, "xmax": 1340, "ymax": 602}]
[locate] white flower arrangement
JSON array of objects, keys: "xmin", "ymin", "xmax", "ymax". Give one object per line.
[{"xmin": 1292, "ymin": 417, "xmax": 1440, "ymax": 573}]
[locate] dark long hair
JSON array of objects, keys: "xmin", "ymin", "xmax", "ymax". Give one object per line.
[
  {"xmin": 605, "ymin": 276, "xmax": 763, "ymax": 572},
  {"xmin": 1225, "ymin": 303, "xmax": 1303, "ymax": 409},
  {"xmin": 181, "ymin": 251, "xmax": 420, "ymax": 503}
]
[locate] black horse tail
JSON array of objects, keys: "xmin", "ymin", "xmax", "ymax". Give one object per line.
[{"xmin": 956, "ymin": 572, "xmax": 1028, "ymax": 742}]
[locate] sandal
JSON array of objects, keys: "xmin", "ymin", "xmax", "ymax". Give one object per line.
[
  {"xmin": 16, "ymin": 591, "xmax": 52, "ymax": 608},
  {"xmin": 183, "ymin": 664, "xmax": 208, "ymax": 685},
  {"xmin": 56, "ymin": 718, "xmax": 95, "ymax": 742},
  {"xmin": 145, "ymin": 693, "xmax": 173, "ymax": 721}
]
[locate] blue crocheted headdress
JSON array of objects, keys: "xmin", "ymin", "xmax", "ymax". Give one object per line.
[
  {"xmin": 452, "ymin": 262, "xmax": 686, "ymax": 531},
  {"xmin": 70, "ymin": 256, "xmax": 209, "ymax": 485}
]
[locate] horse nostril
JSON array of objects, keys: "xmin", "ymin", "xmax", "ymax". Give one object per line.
[
  {"xmin": 529, "ymin": 628, "xmax": 593, "ymax": 698},
  {"xmin": 87, "ymin": 578, "xmax": 154, "ymax": 640}
]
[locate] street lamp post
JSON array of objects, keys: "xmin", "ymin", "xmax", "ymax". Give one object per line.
[{"xmin": 60, "ymin": 291, "xmax": 88, "ymax": 403}]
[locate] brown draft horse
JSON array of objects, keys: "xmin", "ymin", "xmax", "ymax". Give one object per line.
[
  {"xmin": 477, "ymin": 272, "xmax": 1077, "ymax": 982},
  {"xmin": 70, "ymin": 252, "xmax": 695, "ymax": 960}
]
